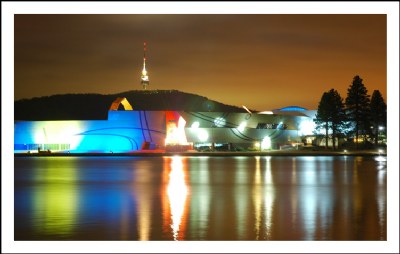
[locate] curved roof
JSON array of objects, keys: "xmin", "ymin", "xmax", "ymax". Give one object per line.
[
  {"xmin": 277, "ymin": 106, "xmax": 307, "ymax": 111},
  {"xmin": 109, "ymin": 97, "xmax": 133, "ymax": 111}
]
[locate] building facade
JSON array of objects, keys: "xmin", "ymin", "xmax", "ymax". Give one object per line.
[{"xmin": 14, "ymin": 98, "xmax": 317, "ymax": 153}]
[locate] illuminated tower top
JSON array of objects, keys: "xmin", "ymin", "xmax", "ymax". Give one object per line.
[{"xmin": 141, "ymin": 41, "xmax": 149, "ymax": 90}]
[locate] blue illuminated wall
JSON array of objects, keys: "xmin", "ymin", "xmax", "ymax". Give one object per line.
[
  {"xmin": 14, "ymin": 111, "xmax": 166, "ymax": 153},
  {"xmin": 14, "ymin": 108, "xmax": 318, "ymax": 153}
]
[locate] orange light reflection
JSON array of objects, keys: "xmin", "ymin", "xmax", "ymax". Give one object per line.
[{"xmin": 162, "ymin": 156, "xmax": 189, "ymax": 240}]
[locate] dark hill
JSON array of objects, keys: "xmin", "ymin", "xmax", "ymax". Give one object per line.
[{"xmin": 14, "ymin": 90, "xmax": 247, "ymax": 120}]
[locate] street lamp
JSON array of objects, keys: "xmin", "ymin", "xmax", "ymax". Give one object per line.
[{"xmin": 378, "ymin": 126, "xmax": 385, "ymax": 144}]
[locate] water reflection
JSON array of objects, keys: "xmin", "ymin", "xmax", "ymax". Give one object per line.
[
  {"xmin": 14, "ymin": 156, "xmax": 386, "ymax": 240},
  {"xmin": 187, "ymin": 157, "xmax": 210, "ymax": 239},
  {"xmin": 264, "ymin": 156, "xmax": 274, "ymax": 239},
  {"xmin": 163, "ymin": 156, "xmax": 189, "ymax": 240},
  {"xmin": 32, "ymin": 163, "xmax": 79, "ymax": 238},
  {"xmin": 12, "ymin": 158, "xmax": 81, "ymax": 239},
  {"xmin": 374, "ymin": 155, "xmax": 387, "ymax": 238},
  {"xmin": 133, "ymin": 160, "xmax": 154, "ymax": 240},
  {"xmin": 252, "ymin": 156, "xmax": 262, "ymax": 239},
  {"xmin": 234, "ymin": 158, "xmax": 250, "ymax": 238}
]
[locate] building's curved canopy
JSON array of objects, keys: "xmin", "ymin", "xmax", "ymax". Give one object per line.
[
  {"xmin": 109, "ymin": 97, "xmax": 133, "ymax": 111},
  {"xmin": 277, "ymin": 106, "xmax": 308, "ymax": 111}
]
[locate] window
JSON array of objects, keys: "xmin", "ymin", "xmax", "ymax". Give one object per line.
[{"xmin": 256, "ymin": 123, "xmax": 287, "ymax": 130}]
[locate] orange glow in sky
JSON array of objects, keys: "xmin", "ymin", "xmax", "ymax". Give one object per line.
[{"xmin": 14, "ymin": 14, "xmax": 386, "ymax": 111}]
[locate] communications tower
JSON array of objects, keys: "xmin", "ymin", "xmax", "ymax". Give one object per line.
[{"xmin": 141, "ymin": 41, "xmax": 149, "ymax": 90}]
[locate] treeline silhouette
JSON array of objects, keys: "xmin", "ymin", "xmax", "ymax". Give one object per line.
[
  {"xmin": 314, "ymin": 75, "xmax": 386, "ymax": 150},
  {"xmin": 15, "ymin": 90, "xmax": 246, "ymax": 120}
]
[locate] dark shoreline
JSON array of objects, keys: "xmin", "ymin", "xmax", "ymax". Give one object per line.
[{"xmin": 14, "ymin": 150, "xmax": 387, "ymax": 157}]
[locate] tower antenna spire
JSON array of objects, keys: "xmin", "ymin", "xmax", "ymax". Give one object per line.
[{"xmin": 141, "ymin": 41, "xmax": 149, "ymax": 90}]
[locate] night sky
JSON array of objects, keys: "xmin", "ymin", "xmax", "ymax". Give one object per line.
[{"xmin": 14, "ymin": 14, "xmax": 386, "ymax": 111}]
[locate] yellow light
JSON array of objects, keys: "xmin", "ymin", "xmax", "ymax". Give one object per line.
[
  {"xmin": 237, "ymin": 121, "xmax": 246, "ymax": 132},
  {"xmin": 198, "ymin": 129, "xmax": 209, "ymax": 142},
  {"xmin": 191, "ymin": 121, "xmax": 200, "ymax": 129},
  {"xmin": 33, "ymin": 121, "xmax": 84, "ymax": 150},
  {"xmin": 258, "ymin": 111, "xmax": 273, "ymax": 115},
  {"xmin": 167, "ymin": 156, "xmax": 188, "ymax": 240},
  {"xmin": 165, "ymin": 123, "xmax": 178, "ymax": 145},
  {"xmin": 165, "ymin": 116, "xmax": 188, "ymax": 146},
  {"xmin": 299, "ymin": 120, "xmax": 315, "ymax": 136},
  {"xmin": 242, "ymin": 105, "xmax": 252, "ymax": 114},
  {"xmin": 261, "ymin": 136, "xmax": 271, "ymax": 150},
  {"xmin": 32, "ymin": 165, "xmax": 78, "ymax": 236}
]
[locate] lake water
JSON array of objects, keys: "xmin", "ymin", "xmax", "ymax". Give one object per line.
[{"xmin": 14, "ymin": 155, "xmax": 386, "ymax": 240}]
